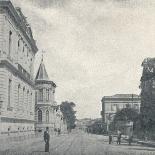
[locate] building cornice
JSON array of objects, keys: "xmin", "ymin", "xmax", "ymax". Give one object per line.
[
  {"xmin": 35, "ymin": 104, "xmax": 57, "ymax": 108},
  {"xmin": 0, "ymin": 60, "xmax": 35, "ymax": 87},
  {"xmin": 0, "ymin": 1, "xmax": 38, "ymax": 54},
  {"xmin": 102, "ymin": 98, "xmax": 141, "ymax": 102},
  {"xmin": 35, "ymin": 80, "xmax": 56, "ymax": 87}
]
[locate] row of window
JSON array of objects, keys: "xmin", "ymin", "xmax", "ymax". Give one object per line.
[
  {"xmin": 110, "ymin": 103, "xmax": 139, "ymax": 111},
  {"xmin": 17, "ymin": 84, "xmax": 33, "ymax": 110},
  {"xmin": 38, "ymin": 89, "xmax": 50, "ymax": 101},
  {"xmin": 9, "ymin": 30, "xmax": 33, "ymax": 59},
  {"xmin": 7, "ymin": 126, "xmax": 33, "ymax": 131},
  {"xmin": 8, "ymin": 31, "xmax": 33, "ymax": 75},
  {"xmin": 37, "ymin": 109, "xmax": 63, "ymax": 123},
  {"xmin": 8, "ymin": 79, "xmax": 33, "ymax": 112}
]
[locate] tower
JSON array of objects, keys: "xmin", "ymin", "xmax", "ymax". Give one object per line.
[{"xmin": 35, "ymin": 59, "xmax": 57, "ymax": 132}]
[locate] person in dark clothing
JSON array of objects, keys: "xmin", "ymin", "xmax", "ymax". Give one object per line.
[
  {"xmin": 44, "ymin": 127, "xmax": 50, "ymax": 152},
  {"xmin": 117, "ymin": 135, "xmax": 121, "ymax": 145},
  {"xmin": 117, "ymin": 130, "xmax": 121, "ymax": 145},
  {"xmin": 109, "ymin": 134, "xmax": 112, "ymax": 144},
  {"xmin": 128, "ymin": 135, "xmax": 132, "ymax": 146},
  {"xmin": 58, "ymin": 128, "xmax": 61, "ymax": 135}
]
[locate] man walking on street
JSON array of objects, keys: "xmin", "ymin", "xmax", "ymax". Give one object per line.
[{"xmin": 44, "ymin": 127, "xmax": 50, "ymax": 152}]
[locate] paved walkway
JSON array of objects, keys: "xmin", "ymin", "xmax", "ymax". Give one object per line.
[{"xmin": 0, "ymin": 130, "xmax": 155, "ymax": 155}]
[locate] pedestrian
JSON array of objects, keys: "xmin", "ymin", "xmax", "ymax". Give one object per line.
[
  {"xmin": 44, "ymin": 127, "xmax": 50, "ymax": 152},
  {"xmin": 117, "ymin": 130, "xmax": 121, "ymax": 145},
  {"xmin": 128, "ymin": 135, "xmax": 133, "ymax": 146},
  {"xmin": 58, "ymin": 128, "xmax": 61, "ymax": 135},
  {"xmin": 109, "ymin": 134, "xmax": 112, "ymax": 144}
]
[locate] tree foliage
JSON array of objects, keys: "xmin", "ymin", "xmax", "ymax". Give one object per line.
[
  {"xmin": 60, "ymin": 101, "xmax": 76, "ymax": 130},
  {"xmin": 140, "ymin": 87, "xmax": 155, "ymax": 139},
  {"xmin": 109, "ymin": 107, "xmax": 139, "ymax": 133},
  {"xmin": 113, "ymin": 107, "xmax": 139, "ymax": 123}
]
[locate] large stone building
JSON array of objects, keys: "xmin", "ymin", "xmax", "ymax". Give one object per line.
[
  {"xmin": 0, "ymin": 0, "xmax": 67, "ymax": 137},
  {"xmin": 35, "ymin": 59, "xmax": 67, "ymax": 133},
  {"xmin": 101, "ymin": 94, "xmax": 141, "ymax": 124},
  {"xmin": 0, "ymin": 0, "xmax": 38, "ymax": 136}
]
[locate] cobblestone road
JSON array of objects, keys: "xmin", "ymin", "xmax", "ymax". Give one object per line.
[{"xmin": 0, "ymin": 130, "xmax": 155, "ymax": 155}]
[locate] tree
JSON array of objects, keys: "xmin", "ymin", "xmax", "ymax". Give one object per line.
[
  {"xmin": 60, "ymin": 101, "xmax": 76, "ymax": 130},
  {"xmin": 113, "ymin": 107, "xmax": 139, "ymax": 123},
  {"xmin": 140, "ymin": 58, "xmax": 155, "ymax": 139},
  {"xmin": 109, "ymin": 107, "xmax": 140, "ymax": 134}
]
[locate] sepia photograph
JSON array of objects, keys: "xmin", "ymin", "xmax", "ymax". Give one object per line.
[{"xmin": 0, "ymin": 0, "xmax": 155, "ymax": 154}]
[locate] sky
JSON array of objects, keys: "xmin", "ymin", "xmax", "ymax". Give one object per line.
[{"xmin": 11, "ymin": 0, "xmax": 155, "ymax": 119}]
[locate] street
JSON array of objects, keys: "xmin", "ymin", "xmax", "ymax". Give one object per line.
[{"xmin": 0, "ymin": 130, "xmax": 155, "ymax": 155}]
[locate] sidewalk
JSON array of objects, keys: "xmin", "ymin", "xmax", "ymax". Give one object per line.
[
  {"xmin": 137, "ymin": 140, "xmax": 155, "ymax": 147},
  {"xmin": 0, "ymin": 134, "xmax": 42, "ymax": 151},
  {"xmin": 0, "ymin": 132, "xmax": 67, "ymax": 152},
  {"xmin": 124, "ymin": 137, "xmax": 155, "ymax": 147}
]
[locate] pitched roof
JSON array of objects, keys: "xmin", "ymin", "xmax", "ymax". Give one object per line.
[{"xmin": 35, "ymin": 60, "xmax": 49, "ymax": 81}]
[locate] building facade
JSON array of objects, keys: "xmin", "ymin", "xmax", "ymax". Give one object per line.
[
  {"xmin": 35, "ymin": 60, "xmax": 67, "ymax": 133},
  {"xmin": 0, "ymin": 0, "xmax": 67, "ymax": 137},
  {"xmin": 0, "ymin": 0, "xmax": 38, "ymax": 136},
  {"xmin": 101, "ymin": 94, "xmax": 141, "ymax": 124}
]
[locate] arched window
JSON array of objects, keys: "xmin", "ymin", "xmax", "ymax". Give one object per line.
[
  {"xmin": 17, "ymin": 84, "xmax": 20, "ymax": 105},
  {"xmin": 9, "ymin": 31, "xmax": 12, "ymax": 55},
  {"xmin": 18, "ymin": 39, "xmax": 20, "ymax": 48},
  {"xmin": 46, "ymin": 110, "xmax": 49, "ymax": 123},
  {"xmin": 38, "ymin": 109, "xmax": 42, "ymax": 122},
  {"xmin": 8, "ymin": 79, "xmax": 12, "ymax": 107},
  {"xmin": 23, "ymin": 87, "xmax": 25, "ymax": 106},
  {"xmin": 27, "ymin": 90, "xmax": 29, "ymax": 104}
]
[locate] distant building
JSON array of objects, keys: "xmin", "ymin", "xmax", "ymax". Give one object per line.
[
  {"xmin": 35, "ymin": 59, "xmax": 67, "ymax": 133},
  {"xmin": 76, "ymin": 118, "xmax": 93, "ymax": 131},
  {"xmin": 0, "ymin": 0, "xmax": 38, "ymax": 136},
  {"xmin": 101, "ymin": 94, "xmax": 141, "ymax": 124},
  {"xmin": 76, "ymin": 118, "xmax": 103, "ymax": 134}
]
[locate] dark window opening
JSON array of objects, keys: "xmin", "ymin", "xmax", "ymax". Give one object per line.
[{"xmin": 38, "ymin": 109, "xmax": 42, "ymax": 122}]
